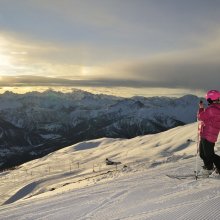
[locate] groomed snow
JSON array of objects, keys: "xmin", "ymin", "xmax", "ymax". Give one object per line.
[{"xmin": 0, "ymin": 123, "xmax": 220, "ymax": 219}]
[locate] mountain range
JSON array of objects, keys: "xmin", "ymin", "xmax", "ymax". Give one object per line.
[{"xmin": 0, "ymin": 89, "xmax": 201, "ymax": 170}]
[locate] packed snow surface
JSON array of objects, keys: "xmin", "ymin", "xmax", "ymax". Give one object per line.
[{"xmin": 0, "ymin": 123, "xmax": 220, "ymax": 219}]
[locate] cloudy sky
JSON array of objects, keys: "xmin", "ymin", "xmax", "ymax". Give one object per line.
[{"xmin": 0, "ymin": 0, "xmax": 220, "ymax": 96}]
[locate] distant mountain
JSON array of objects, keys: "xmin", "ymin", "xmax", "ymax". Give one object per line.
[{"xmin": 0, "ymin": 89, "xmax": 202, "ymax": 170}]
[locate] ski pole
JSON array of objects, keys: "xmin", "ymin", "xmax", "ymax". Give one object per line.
[
  {"xmin": 195, "ymin": 121, "xmax": 200, "ymax": 180},
  {"xmin": 195, "ymin": 100, "xmax": 202, "ymax": 180}
]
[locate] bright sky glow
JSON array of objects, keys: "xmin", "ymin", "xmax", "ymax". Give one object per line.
[{"xmin": 0, "ymin": 54, "xmax": 11, "ymax": 67}]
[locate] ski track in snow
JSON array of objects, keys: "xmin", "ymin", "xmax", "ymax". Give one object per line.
[
  {"xmin": 1, "ymin": 159, "xmax": 220, "ymax": 220},
  {"xmin": 0, "ymin": 123, "xmax": 220, "ymax": 219}
]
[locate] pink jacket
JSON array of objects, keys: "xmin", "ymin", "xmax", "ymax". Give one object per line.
[{"xmin": 197, "ymin": 103, "xmax": 220, "ymax": 143}]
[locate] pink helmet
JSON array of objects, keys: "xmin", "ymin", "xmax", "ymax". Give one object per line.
[{"xmin": 205, "ymin": 90, "xmax": 220, "ymax": 101}]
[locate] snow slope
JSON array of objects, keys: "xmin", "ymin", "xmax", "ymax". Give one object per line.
[{"xmin": 0, "ymin": 123, "xmax": 220, "ymax": 219}]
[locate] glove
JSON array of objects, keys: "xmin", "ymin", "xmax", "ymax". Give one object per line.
[{"xmin": 199, "ymin": 100, "xmax": 204, "ymax": 109}]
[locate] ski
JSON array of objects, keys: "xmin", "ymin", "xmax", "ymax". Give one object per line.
[
  {"xmin": 166, "ymin": 174, "xmax": 204, "ymax": 180},
  {"xmin": 166, "ymin": 172, "xmax": 220, "ymax": 180},
  {"xmin": 166, "ymin": 174, "xmax": 195, "ymax": 180}
]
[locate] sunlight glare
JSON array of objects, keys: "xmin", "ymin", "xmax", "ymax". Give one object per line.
[
  {"xmin": 81, "ymin": 66, "xmax": 91, "ymax": 76},
  {"xmin": 0, "ymin": 53, "xmax": 11, "ymax": 67}
]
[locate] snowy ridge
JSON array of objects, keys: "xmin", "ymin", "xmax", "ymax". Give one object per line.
[{"xmin": 1, "ymin": 123, "xmax": 220, "ymax": 219}]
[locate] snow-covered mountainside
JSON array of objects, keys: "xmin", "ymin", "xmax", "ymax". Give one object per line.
[
  {"xmin": 0, "ymin": 90, "xmax": 201, "ymax": 170},
  {"xmin": 0, "ymin": 123, "xmax": 220, "ymax": 219}
]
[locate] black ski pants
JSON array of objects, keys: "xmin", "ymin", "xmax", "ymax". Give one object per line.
[{"xmin": 199, "ymin": 138, "xmax": 220, "ymax": 170}]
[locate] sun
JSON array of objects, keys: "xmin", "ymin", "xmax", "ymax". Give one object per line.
[
  {"xmin": 0, "ymin": 53, "xmax": 11, "ymax": 67},
  {"xmin": 81, "ymin": 66, "xmax": 90, "ymax": 76},
  {"xmin": 81, "ymin": 66, "xmax": 91, "ymax": 76},
  {"xmin": 0, "ymin": 36, "xmax": 13, "ymax": 67}
]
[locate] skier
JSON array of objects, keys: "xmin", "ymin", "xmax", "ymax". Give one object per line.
[{"xmin": 197, "ymin": 90, "xmax": 220, "ymax": 176}]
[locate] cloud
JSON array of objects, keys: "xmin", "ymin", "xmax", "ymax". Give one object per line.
[
  {"xmin": 0, "ymin": 33, "xmax": 99, "ymax": 78},
  {"xmin": 0, "ymin": 75, "xmax": 142, "ymax": 87},
  {"xmin": 1, "ymin": 0, "xmax": 220, "ymax": 92},
  {"xmin": 1, "ymin": 31, "xmax": 220, "ymax": 91},
  {"xmin": 90, "ymin": 32, "xmax": 220, "ymax": 90}
]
